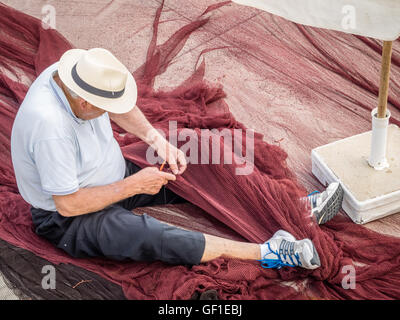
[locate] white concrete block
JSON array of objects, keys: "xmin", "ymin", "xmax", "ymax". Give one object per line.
[{"xmin": 311, "ymin": 124, "xmax": 400, "ymax": 224}]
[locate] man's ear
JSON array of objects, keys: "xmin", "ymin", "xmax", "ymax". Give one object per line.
[{"xmin": 78, "ymin": 98, "xmax": 88, "ymax": 110}]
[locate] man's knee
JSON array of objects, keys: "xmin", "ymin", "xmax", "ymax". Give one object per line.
[
  {"xmin": 161, "ymin": 225, "xmax": 206, "ymax": 265},
  {"xmin": 97, "ymin": 210, "xmax": 165, "ymax": 261}
]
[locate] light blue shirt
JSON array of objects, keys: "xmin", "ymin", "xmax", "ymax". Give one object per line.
[{"xmin": 11, "ymin": 62, "xmax": 126, "ymax": 211}]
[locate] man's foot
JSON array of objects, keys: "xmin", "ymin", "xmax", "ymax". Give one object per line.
[
  {"xmin": 303, "ymin": 182, "xmax": 344, "ymax": 225},
  {"xmin": 259, "ymin": 230, "xmax": 320, "ymax": 270}
]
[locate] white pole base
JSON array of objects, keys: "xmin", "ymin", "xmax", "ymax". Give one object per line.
[{"xmin": 368, "ymin": 108, "xmax": 391, "ymax": 170}]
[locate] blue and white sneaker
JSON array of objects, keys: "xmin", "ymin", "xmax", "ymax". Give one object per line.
[
  {"xmin": 259, "ymin": 230, "xmax": 320, "ymax": 270},
  {"xmin": 303, "ymin": 182, "xmax": 344, "ymax": 225}
]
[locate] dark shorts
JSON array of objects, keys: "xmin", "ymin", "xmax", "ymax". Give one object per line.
[{"xmin": 30, "ymin": 160, "xmax": 205, "ymax": 265}]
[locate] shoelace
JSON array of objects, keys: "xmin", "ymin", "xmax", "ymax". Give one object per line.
[
  {"xmin": 259, "ymin": 239, "xmax": 302, "ymax": 269},
  {"xmin": 307, "ymin": 190, "xmax": 321, "ymax": 209}
]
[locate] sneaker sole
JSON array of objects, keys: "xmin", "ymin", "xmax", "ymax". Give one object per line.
[
  {"xmin": 301, "ymin": 239, "xmax": 321, "ymax": 269},
  {"xmin": 310, "ymin": 241, "xmax": 321, "ymax": 269},
  {"xmin": 314, "ymin": 183, "xmax": 344, "ymax": 225}
]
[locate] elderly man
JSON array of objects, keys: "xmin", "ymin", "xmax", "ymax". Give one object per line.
[{"xmin": 11, "ymin": 48, "xmax": 343, "ymax": 269}]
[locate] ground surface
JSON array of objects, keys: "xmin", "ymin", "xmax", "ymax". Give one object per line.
[{"xmin": 1, "ymin": 0, "xmax": 400, "ymax": 299}]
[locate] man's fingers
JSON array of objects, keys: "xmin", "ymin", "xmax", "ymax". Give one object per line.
[
  {"xmin": 177, "ymin": 151, "xmax": 187, "ymax": 174},
  {"xmin": 166, "ymin": 150, "xmax": 179, "ymax": 174},
  {"xmin": 168, "ymin": 150, "xmax": 187, "ymax": 175},
  {"xmin": 169, "ymin": 163, "xmax": 179, "ymax": 175},
  {"xmin": 159, "ymin": 171, "xmax": 176, "ymax": 181}
]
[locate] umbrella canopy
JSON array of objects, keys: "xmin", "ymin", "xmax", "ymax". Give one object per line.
[{"xmin": 233, "ymin": 0, "xmax": 400, "ymax": 41}]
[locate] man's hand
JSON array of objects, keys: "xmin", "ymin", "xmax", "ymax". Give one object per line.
[
  {"xmin": 109, "ymin": 107, "xmax": 187, "ymax": 175},
  {"xmin": 153, "ymin": 138, "xmax": 187, "ymax": 175},
  {"xmin": 128, "ymin": 167, "xmax": 176, "ymax": 195}
]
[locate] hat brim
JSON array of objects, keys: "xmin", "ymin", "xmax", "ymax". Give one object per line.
[{"xmin": 58, "ymin": 49, "xmax": 137, "ymax": 114}]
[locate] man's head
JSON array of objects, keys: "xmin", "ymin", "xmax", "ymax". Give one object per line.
[
  {"xmin": 56, "ymin": 75, "xmax": 106, "ymax": 120},
  {"xmin": 57, "ymin": 48, "xmax": 137, "ymax": 116}
]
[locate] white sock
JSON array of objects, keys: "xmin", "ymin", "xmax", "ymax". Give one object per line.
[{"xmin": 259, "ymin": 243, "xmax": 269, "ymax": 260}]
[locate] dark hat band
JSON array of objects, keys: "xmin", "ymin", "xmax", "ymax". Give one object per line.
[{"xmin": 71, "ymin": 63, "xmax": 125, "ymax": 99}]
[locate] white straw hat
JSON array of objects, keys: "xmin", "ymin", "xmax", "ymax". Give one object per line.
[{"xmin": 58, "ymin": 48, "xmax": 137, "ymax": 114}]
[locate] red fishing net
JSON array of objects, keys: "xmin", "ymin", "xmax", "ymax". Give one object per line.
[{"xmin": 1, "ymin": 1, "xmax": 400, "ymax": 299}]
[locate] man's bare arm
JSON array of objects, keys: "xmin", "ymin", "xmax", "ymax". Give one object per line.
[
  {"xmin": 109, "ymin": 105, "xmax": 163, "ymax": 146},
  {"xmin": 109, "ymin": 106, "xmax": 187, "ymax": 174},
  {"xmin": 53, "ymin": 167, "xmax": 176, "ymax": 217}
]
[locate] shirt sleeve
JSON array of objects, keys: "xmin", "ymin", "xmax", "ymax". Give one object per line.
[{"xmin": 33, "ymin": 137, "xmax": 79, "ymax": 195}]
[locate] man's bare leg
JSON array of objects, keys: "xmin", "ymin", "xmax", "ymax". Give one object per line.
[
  {"xmin": 199, "ymin": 232, "xmax": 320, "ymax": 270},
  {"xmin": 200, "ymin": 234, "xmax": 261, "ymax": 262}
]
